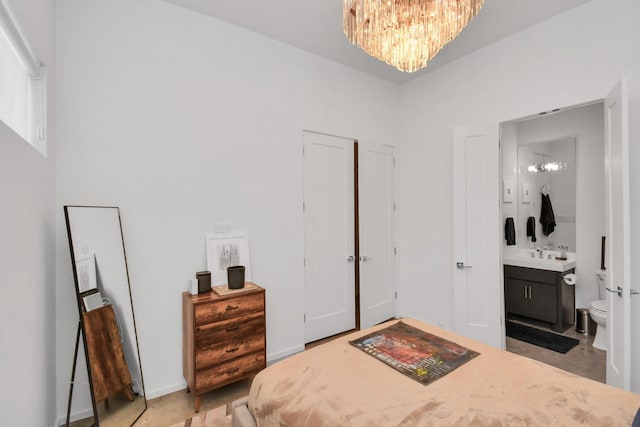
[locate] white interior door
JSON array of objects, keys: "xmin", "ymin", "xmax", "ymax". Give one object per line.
[
  {"xmin": 303, "ymin": 131, "xmax": 356, "ymax": 343},
  {"xmin": 359, "ymin": 142, "xmax": 396, "ymax": 328},
  {"xmin": 604, "ymin": 80, "xmax": 631, "ymax": 389},
  {"xmin": 453, "ymin": 126, "xmax": 502, "ymax": 348}
]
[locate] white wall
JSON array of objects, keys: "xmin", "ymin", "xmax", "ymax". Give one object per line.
[
  {"xmin": 0, "ymin": 0, "xmax": 56, "ymax": 425},
  {"xmin": 396, "ymin": 0, "xmax": 640, "ymax": 391},
  {"xmin": 501, "ymin": 104, "xmax": 605, "ymax": 309},
  {"xmin": 55, "ymin": 0, "xmax": 399, "ymax": 418}
]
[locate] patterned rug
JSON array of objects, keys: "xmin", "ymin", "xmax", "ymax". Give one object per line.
[
  {"xmin": 170, "ymin": 404, "xmax": 231, "ymax": 427},
  {"xmin": 350, "ymin": 321, "xmax": 479, "ymax": 385}
]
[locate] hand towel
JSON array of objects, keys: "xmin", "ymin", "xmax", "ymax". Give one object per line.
[
  {"xmin": 540, "ymin": 193, "xmax": 556, "ymax": 236},
  {"xmin": 526, "ymin": 216, "xmax": 537, "ymax": 242},
  {"xmin": 505, "ymin": 217, "xmax": 516, "ymax": 246}
]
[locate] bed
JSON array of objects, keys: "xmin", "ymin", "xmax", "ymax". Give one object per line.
[{"xmin": 232, "ymin": 318, "xmax": 640, "ymax": 426}]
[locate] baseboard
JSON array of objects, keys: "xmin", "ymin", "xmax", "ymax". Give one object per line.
[
  {"xmin": 146, "ymin": 380, "xmax": 187, "ymax": 400},
  {"xmin": 54, "ymin": 407, "xmax": 93, "ymax": 427},
  {"xmin": 267, "ymin": 344, "xmax": 304, "ymax": 365}
]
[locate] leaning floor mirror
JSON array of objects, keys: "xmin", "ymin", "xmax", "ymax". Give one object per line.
[{"xmin": 64, "ymin": 206, "xmax": 146, "ymax": 426}]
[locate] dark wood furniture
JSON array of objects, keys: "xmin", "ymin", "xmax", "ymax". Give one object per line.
[
  {"xmin": 83, "ymin": 304, "xmax": 135, "ymax": 404},
  {"xmin": 504, "ymin": 265, "xmax": 575, "ymax": 332},
  {"xmin": 183, "ymin": 283, "xmax": 266, "ymax": 412}
]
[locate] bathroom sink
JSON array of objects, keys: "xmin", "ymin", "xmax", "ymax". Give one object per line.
[{"xmin": 503, "ymin": 252, "xmax": 575, "ymax": 272}]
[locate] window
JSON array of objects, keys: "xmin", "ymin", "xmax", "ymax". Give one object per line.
[{"xmin": 0, "ymin": 2, "xmax": 47, "ymax": 156}]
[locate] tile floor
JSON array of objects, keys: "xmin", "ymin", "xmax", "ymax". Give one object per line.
[{"xmin": 505, "ymin": 318, "xmax": 606, "ymax": 383}]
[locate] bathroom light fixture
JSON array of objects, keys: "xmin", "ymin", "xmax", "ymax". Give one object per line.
[
  {"xmin": 343, "ymin": 0, "xmax": 484, "ymax": 73},
  {"xmin": 527, "ymin": 155, "xmax": 567, "ymax": 173}
]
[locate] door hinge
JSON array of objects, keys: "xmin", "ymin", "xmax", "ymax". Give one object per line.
[
  {"xmin": 303, "ymin": 257, "xmax": 306, "ymax": 266},
  {"xmin": 393, "ymin": 157, "xmax": 396, "ymax": 167},
  {"xmin": 394, "ymin": 247, "xmax": 397, "ymax": 255},
  {"xmin": 395, "ymin": 291, "xmax": 398, "ymax": 299},
  {"xmin": 393, "ymin": 203, "xmax": 396, "ymax": 211},
  {"xmin": 303, "ymin": 201, "xmax": 305, "ymax": 211},
  {"xmin": 304, "ymin": 313, "xmax": 306, "ymax": 322},
  {"xmin": 302, "ymin": 145, "xmax": 305, "ymax": 156}
]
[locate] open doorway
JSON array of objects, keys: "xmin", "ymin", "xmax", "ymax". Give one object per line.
[{"xmin": 500, "ymin": 101, "xmax": 606, "ymax": 383}]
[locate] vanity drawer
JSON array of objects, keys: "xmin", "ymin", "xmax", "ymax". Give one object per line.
[
  {"xmin": 194, "ymin": 292, "xmax": 264, "ymax": 325},
  {"xmin": 504, "ymin": 265, "xmax": 557, "ymax": 284},
  {"xmin": 195, "ymin": 351, "xmax": 265, "ymax": 393}
]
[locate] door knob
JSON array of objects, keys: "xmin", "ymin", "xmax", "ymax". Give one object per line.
[
  {"xmin": 456, "ymin": 262, "xmax": 472, "ymax": 269},
  {"xmin": 347, "ymin": 256, "xmax": 355, "ymax": 262},
  {"xmin": 360, "ymin": 256, "xmax": 372, "ymax": 262}
]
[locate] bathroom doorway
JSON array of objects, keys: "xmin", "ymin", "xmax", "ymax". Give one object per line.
[{"xmin": 499, "ymin": 101, "xmax": 606, "ymax": 383}]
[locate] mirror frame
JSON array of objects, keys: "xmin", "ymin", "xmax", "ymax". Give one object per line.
[{"xmin": 64, "ymin": 205, "xmax": 147, "ymax": 426}]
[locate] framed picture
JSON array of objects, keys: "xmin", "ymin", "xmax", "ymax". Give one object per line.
[
  {"xmin": 76, "ymin": 252, "xmax": 97, "ymax": 293},
  {"xmin": 206, "ymin": 232, "xmax": 252, "ymax": 285}
]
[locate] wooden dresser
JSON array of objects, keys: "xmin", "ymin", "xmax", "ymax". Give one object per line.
[{"xmin": 182, "ymin": 283, "xmax": 266, "ymax": 411}]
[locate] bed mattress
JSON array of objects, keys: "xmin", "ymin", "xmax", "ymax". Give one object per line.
[{"xmin": 248, "ymin": 318, "xmax": 640, "ymax": 426}]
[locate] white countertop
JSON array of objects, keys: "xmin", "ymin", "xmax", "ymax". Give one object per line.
[{"xmin": 503, "ymin": 250, "xmax": 575, "ymax": 272}]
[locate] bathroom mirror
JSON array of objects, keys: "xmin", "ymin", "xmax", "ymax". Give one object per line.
[
  {"xmin": 65, "ymin": 206, "xmax": 146, "ymax": 426},
  {"xmin": 516, "ymin": 138, "xmax": 576, "ymax": 250}
]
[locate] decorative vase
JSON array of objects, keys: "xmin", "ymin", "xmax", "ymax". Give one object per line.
[
  {"xmin": 196, "ymin": 271, "xmax": 211, "ymax": 293},
  {"xmin": 227, "ymin": 266, "xmax": 245, "ymax": 289}
]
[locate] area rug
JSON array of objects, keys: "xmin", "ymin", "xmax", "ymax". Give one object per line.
[
  {"xmin": 506, "ymin": 321, "xmax": 579, "ymax": 354},
  {"xmin": 170, "ymin": 404, "xmax": 231, "ymax": 427},
  {"xmin": 349, "ymin": 320, "xmax": 479, "ymax": 385}
]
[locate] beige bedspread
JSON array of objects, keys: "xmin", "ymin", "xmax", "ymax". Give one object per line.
[{"xmin": 248, "ymin": 318, "xmax": 640, "ymax": 426}]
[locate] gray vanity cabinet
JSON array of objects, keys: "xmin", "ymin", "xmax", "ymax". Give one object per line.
[{"xmin": 504, "ymin": 265, "xmax": 575, "ymax": 332}]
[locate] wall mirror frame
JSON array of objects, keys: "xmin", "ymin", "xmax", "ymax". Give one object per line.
[{"xmin": 64, "ymin": 206, "xmax": 147, "ymax": 426}]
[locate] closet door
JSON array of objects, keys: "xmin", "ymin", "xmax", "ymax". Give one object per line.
[
  {"xmin": 452, "ymin": 125, "xmax": 502, "ymax": 349},
  {"xmin": 359, "ymin": 142, "xmax": 396, "ymax": 328},
  {"xmin": 303, "ymin": 131, "xmax": 356, "ymax": 343}
]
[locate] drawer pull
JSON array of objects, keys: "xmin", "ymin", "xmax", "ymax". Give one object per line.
[
  {"xmin": 226, "ymin": 367, "xmax": 239, "ymax": 375},
  {"xmin": 226, "ymin": 326, "xmax": 239, "ymax": 332},
  {"xmin": 226, "ymin": 305, "xmax": 239, "ymax": 311},
  {"xmin": 226, "ymin": 347, "xmax": 240, "ymax": 353}
]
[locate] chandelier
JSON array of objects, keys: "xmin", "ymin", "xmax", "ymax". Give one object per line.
[{"xmin": 343, "ymin": 0, "xmax": 484, "ymax": 73}]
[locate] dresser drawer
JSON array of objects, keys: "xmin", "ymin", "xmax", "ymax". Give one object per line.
[
  {"xmin": 195, "ymin": 352, "xmax": 265, "ymax": 393},
  {"xmin": 195, "ymin": 332, "xmax": 265, "ymax": 369},
  {"xmin": 195, "ymin": 292, "xmax": 264, "ymax": 325},
  {"xmin": 195, "ymin": 313, "xmax": 265, "ymax": 347}
]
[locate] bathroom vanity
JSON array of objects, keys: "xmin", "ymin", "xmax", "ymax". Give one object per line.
[{"xmin": 503, "ymin": 255, "xmax": 575, "ymax": 332}]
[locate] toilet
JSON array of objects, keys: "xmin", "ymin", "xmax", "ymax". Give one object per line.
[{"xmin": 589, "ymin": 270, "xmax": 608, "ymax": 351}]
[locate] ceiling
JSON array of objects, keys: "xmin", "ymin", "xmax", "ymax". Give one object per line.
[{"xmin": 161, "ymin": 0, "xmax": 592, "ymax": 85}]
